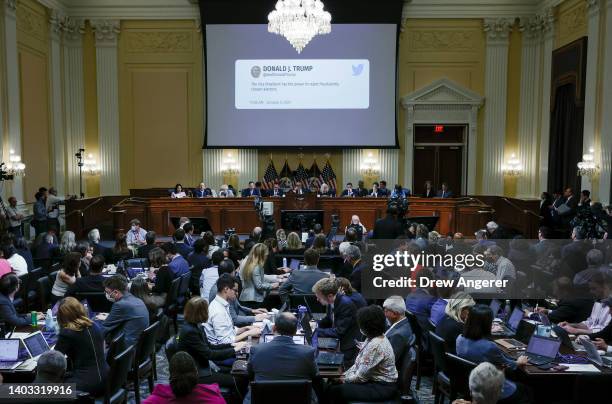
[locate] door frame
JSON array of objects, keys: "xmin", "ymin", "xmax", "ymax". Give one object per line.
[{"xmin": 401, "ymin": 79, "xmax": 484, "ymax": 195}]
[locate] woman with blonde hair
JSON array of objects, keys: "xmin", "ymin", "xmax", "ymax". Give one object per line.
[
  {"xmin": 239, "ymin": 243, "xmax": 279, "ymax": 307},
  {"xmin": 435, "ymin": 291, "xmax": 476, "ymax": 353},
  {"xmin": 54, "ymin": 297, "xmax": 108, "ymax": 395},
  {"xmin": 285, "ymin": 232, "xmax": 304, "ymax": 253}
]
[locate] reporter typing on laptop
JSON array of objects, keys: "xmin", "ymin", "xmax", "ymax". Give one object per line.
[
  {"xmin": 0, "ymin": 273, "xmax": 44, "ymax": 327},
  {"xmin": 456, "ymin": 304, "xmax": 533, "ymax": 404}
]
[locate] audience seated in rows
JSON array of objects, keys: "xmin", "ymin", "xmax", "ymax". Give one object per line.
[
  {"xmin": 0, "ymin": 273, "xmax": 42, "ymax": 327},
  {"xmin": 130, "ymin": 277, "xmax": 160, "ymax": 323},
  {"xmin": 111, "ymin": 233, "xmax": 133, "ymax": 264},
  {"xmin": 146, "ymin": 246, "xmax": 174, "ymax": 308},
  {"xmin": 200, "ymin": 250, "xmax": 224, "ymax": 302},
  {"xmin": 66, "ymin": 254, "xmax": 105, "ymax": 297}
]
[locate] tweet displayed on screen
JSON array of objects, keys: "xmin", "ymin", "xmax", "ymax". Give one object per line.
[
  {"xmin": 205, "ymin": 24, "xmax": 397, "ymax": 147},
  {"xmin": 235, "ymin": 59, "xmax": 370, "ymax": 109}
]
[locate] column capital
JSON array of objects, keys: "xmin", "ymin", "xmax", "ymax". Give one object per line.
[
  {"xmin": 3, "ymin": 0, "xmax": 16, "ymax": 18},
  {"xmin": 49, "ymin": 9, "xmax": 65, "ymax": 41},
  {"xmin": 63, "ymin": 16, "xmax": 85, "ymax": 44},
  {"xmin": 91, "ymin": 19, "xmax": 120, "ymax": 46},
  {"xmin": 586, "ymin": 0, "xmax": 601, "ymax": 16},
  {"xmin": 483, "ymin": 18, "xmax": 513, "ymax": 43},
  {"xmin": 519, "ymin": 15, "xmax": 545, "ymax": 41}
]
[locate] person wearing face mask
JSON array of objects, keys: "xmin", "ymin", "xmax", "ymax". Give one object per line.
[
  {"xmin": 328, "ymin": 305, "xmax": 398, "ymax": 404},
  {"xmin": 344, "ymin": 215, "xmax": 366, "ymax": 241},
  {"xmin": 126, "ymin": 219, "xmax": 147, "ymax": 247},
  {"xmin": 97, "ymin": 275, "xmax": 149, "ymax": 348},
  {"xmin": 383, "ymin": 296, "xmax": 414, "ymax": 363}
]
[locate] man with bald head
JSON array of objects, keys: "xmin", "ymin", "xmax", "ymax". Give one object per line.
[{"xmin": 245, "ymin": 312, "xmax": 319, "ymax": 404}]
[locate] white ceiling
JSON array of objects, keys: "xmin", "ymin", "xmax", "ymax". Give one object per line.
[{"xmin": 37, "ymin": 0, "xmax": 566, "ymax": 20}]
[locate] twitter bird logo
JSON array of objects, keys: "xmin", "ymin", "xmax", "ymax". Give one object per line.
[{"xmin": 352, "ymin": 64, "xmax": 364, "ymax": 76}]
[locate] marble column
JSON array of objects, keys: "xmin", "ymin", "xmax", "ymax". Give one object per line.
[
  {"xmin": 91, "ymin": 20, "xmax": 121, "ymax": 196},
  {"xmin": 1, "ymin": 0, "xmax": 23, "ymax": 201},
  {"xmin": 538, "ymin": 9, "xmax": 555, "ymax": 193},
  {"xmin": 48, "ymin": 10, "xmax": 65, "ymax": 194},
  {"xmin": 482, "ymin": 18, "xmax": 512, "ymax": 196},
  {"xmin": 342, "ymin": 149, "xmax": 361, "ymax": 186},
  {"xmin": 402, "ymin": 105, "xmax": 415, "ymax": 189},
  {"xmin": 599, "ymin": 0, "xmax": 612, "ymax": 204},
  {"xmin": 379, "ymin": 149, "xmax": 399, "ymax": 188},
  {"xmin": 517, "ymin": 16, "xmax": 543, "ymax": 198},
  {"xmin": 62, "ymin": 17, "xmax": 86, "ymax": 196}
]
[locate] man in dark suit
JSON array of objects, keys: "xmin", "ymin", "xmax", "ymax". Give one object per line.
[
  {"xmin": 88, "ymin": 228, "xmax": 111, "ymax": 263},
  {"xmin": 423, "ymin": 180, "xmax": 435, "ymax": 198},
  {"xmin": 98, "ymin": 275, "xmax": 150, "ymax": 347},
  {"xmin": 242, "ymin": 181, "xmax": 261, "ymax": 198},
  {"xmin": 372, "ymin": 206, "xmax": 403, "ymax": 240},
  {"xmin": 345, "ymin": 244, "xmax": 366, "ymax": 293},
  {"xmin": 312, "ymin": 277, "xmax": 361, "ymax": 367},
  {"xmin": 556, "ymin": 187, "xmax": 578, "ymax": 224},
  {"xmin": 356, "ymin": 180, "xmax": 368, "ymax": 197},
  {"xmin": 436, "ymin": 182, "xmax": 453, "ymax": 198},
  {"xmin": 383, "ymin": 296, "xmax": 414, "ymax": 363},
  {"xmin": 279, "ymin": 248, "xmax": 329, "ymax": 302},
  {"xmin": 194, "ymin": 182, "xmax": 214, "ymax": 198},
  {"xmin": 536, "ymin": 277, "xmax": 594, "ymax": 323},
  {"xmin": 173, "ymin": 228, "xmax": 193, "ymax": 259},
  {"xmin": 0, "ymin": 273, "xmax": 38, "ymax": 327},
  {"xmin": 561, "ymin": 226, "xmax": 590, "ymax": 275},
  {"xmin": 341, "ymin": 182, "xmax": 357, "ymax": 197},
  {"xmin": 66, "ymin": 255, "xmax": 106, "ymax": 297},
  {"xmin": 137, "ymin": 231, "xmax": 157, "ymax": 259},
  {"xmin": 378, "ymin": 180, "xmax": 390, "ymax": 197},
  {"xmin": 268, "ymin": 182, "xmax": 284, "ymax": 197},
  {"xmin": 245, "ymin": 312, "xmax": 319, "ymax": 404},
  {"xmin": 369, "ymin": 182, "xmax": 381, "ymax": 198},
  {"xmin": 292, "ymin": 181, "xmax": 309, "ymax": 195}
]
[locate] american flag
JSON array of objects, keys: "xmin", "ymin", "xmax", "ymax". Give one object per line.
[
  {"xmin": 308, "ymin": 160, "xmax": 322, "ymax": 189},
  {"xmin": 261, "ymin": 160, "xmax": 279, "ymax": 190},
  {"xmin": 320, "ymin": 160, "xmax": 337, "ymax": 191},
  {"xmin": 293, "ymin": 162, "xmax": 309, "ymax": 186}
]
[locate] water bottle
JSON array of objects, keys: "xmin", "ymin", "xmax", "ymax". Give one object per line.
[
  {"xmin": 247, "ymin": 335, "xmax": 252, "ymax": 354},
  {"xmin": 45, "ymin": 309, "xmax": 55, "ymax": 334},
  {"xmin": 503, "ymin": 300, "xmax": 512, "ymax": 320},
  {"xmin": 297, "ymin": 305, "xmax": 307, "ymax": 331},
  {"xmin": 282, "ymin": 257, "xmax": 287, "ymax": 268},
  {"xmin": 83, "ymin": 302, "xmax": 90, "ymax": 318}
]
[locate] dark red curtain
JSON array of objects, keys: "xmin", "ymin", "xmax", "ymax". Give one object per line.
[{"xmin": 547, "ymin": 83, "xmax": 583, "ymax": 193}]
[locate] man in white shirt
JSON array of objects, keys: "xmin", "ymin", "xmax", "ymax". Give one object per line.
[
  {"xmin": 2, "ymin": 245, "xmax": 28, "ymax": 276},
  {"xmin": 46, "ymin": 187, "xmax": 65, "ymax": 232},
  {"xmin": 5, "ymin": 196, "xmax": 24, "ymax": 238},
  {"xmin": 204, "ymin": 274, "xmax": 261, "ymax": 345},
  {"xmin": 126, "ymin": 219, "xmax": 147, "ymax": 247},
  {"xmin": 560, "ymin": 272, "xmax": 611, "ymax": 334}
]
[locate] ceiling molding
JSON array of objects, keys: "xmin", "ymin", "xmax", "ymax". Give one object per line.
[
  {"xmin": 38, "ymin": 0, "xmax": 199, "ymax": 20},
  {"xmin": 402, "ymin": 0, "xmax": 557, "ymax": 19}
]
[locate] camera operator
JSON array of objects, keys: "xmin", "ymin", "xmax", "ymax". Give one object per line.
[{"xmin": 372, "ymin": 205, "xmax": 403, "ymax": 240}]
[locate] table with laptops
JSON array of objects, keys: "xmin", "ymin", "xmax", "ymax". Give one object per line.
[
  {"xmin": 231, "ymin": 308, "xmax": 344, "ymax": 379},
  {"xmin": 0, "ymin": 329, "xmax": 54, "ymax": 379}
]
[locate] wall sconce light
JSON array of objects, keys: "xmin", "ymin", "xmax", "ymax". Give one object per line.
[
  {"xmin": 6, "ymin": 149, "xmax": 26, "ymax": 177},
  {"xmin": 83, "ymin": 154, "xmax": 100, "ymax": 176},
  {"xmin": 502, "ymin": 153, "xmax": 522, "ymax": 177},
  {"xmin": 360, "ymin": 152, "xmax": 380, "ymax": 177},
  {"xmin": 221, "ymin": 152, "xmax": 240, "ymax": 176},
  {"xmin": 577, "ymin": 148, "xmax": 599, "ymax": 177}
]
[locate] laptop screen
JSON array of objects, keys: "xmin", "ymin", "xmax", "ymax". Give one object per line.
[
  {"xmin": 23, "ymin": 332, "xmax": 50, "ymax": 358},
  {"xmin": 508, "ymin": 308, "xmax": 523, "ymax": 330},
  {"xmin": 262, "ymin": 334, "xmax": 306, "ymax": 345},
  {"xmin": 0, "ymin": 339, "xmax": 19, "ymax": 361},
  {"xmin": 290, "ymin": 259, "xmax": 301, "ymax": 271},
  {"xmin": 490, "ymin": 299, "xmax": 501, "ymax": 317},
  {"xmin": 526, "ymin": 336, "xmax": 561, "ymax": 358}
]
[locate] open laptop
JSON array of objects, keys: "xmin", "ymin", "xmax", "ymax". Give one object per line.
[
  {"xmin": 493, "ymin": 307, "xmax": 523, "ymax": 337},
  {"xmin": 580, "ymin": 338, "xmax": 604, "ymax": 366},
  {"xmin": 0, "ymin": 339, "xmax": 23, "ymax": 370},
  {"xmin": 316, "ymin": 351, "xmax": 344, "ymax": 367},
  {"xmin": 301, "ymin": 313, "xmax": 339, "ymax": 350},
  {"xmin": 22, "ymin": 331, "xmax": 52, "ymax": 359},
  {"xmin": 490, "ymin": 299, "xmax": 502, "ymax": 318},
  {"xmin": 520, "ymin": 335, "xmax": 562, "ymax": 366},
  {"xmin": 289, "ymin": 259, "xmax": 301, "ymax": 271},
  {"xmin": 552, "ymin": 325, "xmax": 585, "ymax": 352}
]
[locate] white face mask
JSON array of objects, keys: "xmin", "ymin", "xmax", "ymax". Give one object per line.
[
  {"xmin": 131, "ymin": 225, "xmax": 137, "ymax": 232},
  {"xmin": 105, "ymin": 291, "xmax": 116, "ymax": 303}
]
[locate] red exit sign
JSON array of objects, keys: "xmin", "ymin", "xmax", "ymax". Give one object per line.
[{"xmin": 434, "ymin": 125, "xmax": 445, "ymax": 133}]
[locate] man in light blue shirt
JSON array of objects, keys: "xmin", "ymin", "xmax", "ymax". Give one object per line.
[{"xmin": 126, "ymin": 218, "xmax": 147, "ymax": 247}]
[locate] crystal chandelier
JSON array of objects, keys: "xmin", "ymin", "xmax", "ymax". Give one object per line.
[
  {"xmin": 502, "ymin": 153, "xmax": 522, "ymax": 177},
  {"xmin": 577, "ymin": 148, "xmax": 599, "ymax": 177},
  {"xmin": 268, "ymin": 0, "xmax": 332, "ymax": 54},
  {"xmin": 360, "ymin": 152, "xmax": 380, "ymax": 177},
  {"xmin": 84, "ymin": 154, "xmax": 100, "ymax": 176},
  {"xmin": 6, "ymin": 150, "xmax": 26, "ymax": 177}
]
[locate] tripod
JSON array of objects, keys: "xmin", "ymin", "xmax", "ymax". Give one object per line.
[{"xmin": 75, "ymin": 148, "xmax": 85, "ymax": 199}]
